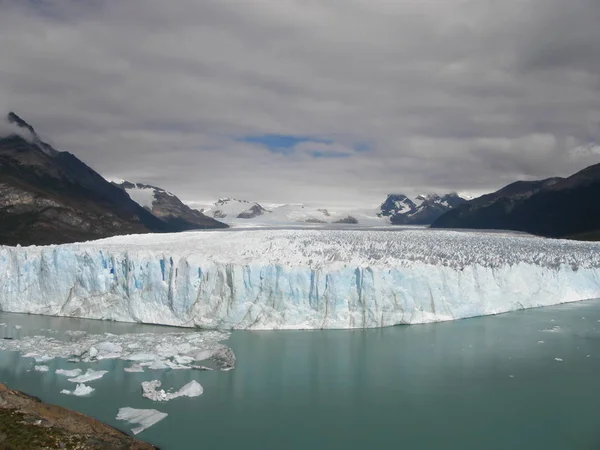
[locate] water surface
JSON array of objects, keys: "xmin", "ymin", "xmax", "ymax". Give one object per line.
[{"xmin": 1, "ymin": 301, "xmax": 600, "ymax": 449}]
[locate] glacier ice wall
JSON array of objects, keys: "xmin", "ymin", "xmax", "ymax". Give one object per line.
[{"xmin": 0, "ymin": 229, "xmax": 599, "ymax": 329}]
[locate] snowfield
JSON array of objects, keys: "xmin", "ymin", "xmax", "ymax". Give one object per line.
[{"xmin": 0, "ymin": 229, "xmax": 599, "ymax": 329}]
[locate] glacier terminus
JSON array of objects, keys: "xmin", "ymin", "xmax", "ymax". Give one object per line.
[{"xmin": 0, "ymin": 229, "xmax": 599, "ymax": 330}]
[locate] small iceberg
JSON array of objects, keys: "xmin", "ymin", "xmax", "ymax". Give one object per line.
[
  {"xmin": 68, "ymin": 369, "xmax": 108, "ymax": 383},
  {"xmin": 141, "ymin": 380, "xmax": 203, "ymax": 402},
  {"xmin": 56, "ymin": 368, "xmax": 83, "ymax": 377},
  {"xmin": 34, "ymin": 365, "xmax": 49, "ymax": 372},
  {"xmin": 116, "ymin": 407, "xmax": 168, "ymax": 435},
  {"xmin": 61, "ymin": 383, "xmax": 95, "ymax": 396},
  {"xmin": 124, "ymin": 364, "xmax": 145, "ymax": 373}
]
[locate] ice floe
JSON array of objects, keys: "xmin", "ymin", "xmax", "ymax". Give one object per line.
[
  {"xmin": 68, "ymin": 369, "xmax": 108, "ymax": 383},
  {"xmin": 33, "ymin": 365, "xmax": 49, "ymax": 372},
  {"xmin": 124, "ymin": 364, "xmax": 145, "ymax": 373},
  {"xmin": 141, "ymin": 380, "xmax": 203, "ymax": 402},
  {"xmin": 61, "ymin": 384, "xmax": 94, "ymax": 396},
  {"xmin": 116, "ymin": 407, "xmax": 168, "ymax": 435},
  {"xmin": 0, "ymin": 330, "xmax": 234, "ymax": 371},
  {"xmin": 56, "ymin": 368, "xmax": 83, "ymax": 377}
]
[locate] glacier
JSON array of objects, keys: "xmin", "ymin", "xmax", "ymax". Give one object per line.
[{"xmin": 0, "ymin": 229, "xmax": 599, "ymax": 329}]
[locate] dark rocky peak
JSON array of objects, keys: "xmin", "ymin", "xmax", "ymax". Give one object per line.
[
  {"xmin": 237, "ymin": 203, "xmax": 268, "ymax": 219},
  {"xmin": 7, "ymin": 112, "xmax": 36, "ymax": 136},
  {"xmin": 379, "ymin": 194, "xmax": 416, "ymax": 217}
]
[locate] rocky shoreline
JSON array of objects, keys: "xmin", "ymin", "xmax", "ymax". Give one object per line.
[{"xmin": 0, "ymin": 382, "xmax": 156, "ymax": 449}]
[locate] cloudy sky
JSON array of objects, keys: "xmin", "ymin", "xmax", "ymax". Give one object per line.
[{"xmin": 1, "ymin": 0, "xmax": 599, "ymax": 207}]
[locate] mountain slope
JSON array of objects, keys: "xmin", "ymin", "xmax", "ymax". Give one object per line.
[
  {"xmin": 0, "ymin": 112, "xmax": 225, "ymax": 246},
  {"xmin": 431, "ymin": 163, "xmax": 600, "ymax": 238},
  {"xmin": 113, "ymin": 181, "xmax": 227, "ymax": 230},
  {"xmin": 379, "ymin": 193, "xmax": 468, "ymax": 225}
]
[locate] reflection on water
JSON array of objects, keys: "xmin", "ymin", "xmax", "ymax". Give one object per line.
[{"xmin": 1, "ymin": 300, "xmax": 600, "ymax": 450}]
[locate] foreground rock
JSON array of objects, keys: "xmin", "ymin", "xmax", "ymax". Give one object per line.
[{"xmin": 0, "ymin": 382, "xmax": 155, "ymax": 449}]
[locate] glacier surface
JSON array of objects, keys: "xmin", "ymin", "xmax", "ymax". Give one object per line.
[{"xmin": 1, "ymin": 229, "xmax": 599, "ymax": 329}]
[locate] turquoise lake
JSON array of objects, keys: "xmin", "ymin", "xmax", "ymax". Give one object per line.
[{"xmin": 1, "ymin": 300, "xmax": 600, "ymax": 449}]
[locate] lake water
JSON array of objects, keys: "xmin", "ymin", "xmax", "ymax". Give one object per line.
[{"xmin": 1, "ymin": 300, "xmax": 600, "ymax": 450}]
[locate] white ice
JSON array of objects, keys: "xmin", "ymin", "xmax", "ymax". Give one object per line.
[
  {"xmin": 56, "ymin": 368, "xmax": 83, "ymax": 377},
  {"xmin": 124, "ymin": 364, "xmax": 145, "ymax": 373},
  {"xmin": 68, "ymin": 369, "xmax": 108, "ymax": 383},
  {"xmin": 116, "ymin": 407, "xmax": 168, "ymax": 435},
  {"xmin": 34, "ymin": 365, "xmax": 48, "ymax": 372},
  {"xmin": 0, "ymin": 329, "xmax": 234, "ymax": 370},
  {"xmin": 61, "ymin": 383, "xmax": 94, "ymax": 396},
  {"xmin": 141, "ymin": 380, "xmax": 203, "ymax": 402},
  {"xmin": 0, "ymin": 229, "xmax": 599, "ymax": 329}
]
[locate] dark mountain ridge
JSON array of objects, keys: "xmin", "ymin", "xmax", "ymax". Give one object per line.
[
  {"xmin": 431, "ymin": 163, "xmax": 600, "ymax": 239},
  {"xmin": 0, "ymin": 112, "xmax": 226, "ymax": 246}
]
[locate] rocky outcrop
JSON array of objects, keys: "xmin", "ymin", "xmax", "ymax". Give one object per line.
[{"xmin": 0, "ymin": 382, "xmax": 155, "ymax": 449}]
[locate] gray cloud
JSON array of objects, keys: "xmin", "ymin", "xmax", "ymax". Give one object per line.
[{"xmin": 0, "ymin": 0, "xmax": 599, "ymax": 207}]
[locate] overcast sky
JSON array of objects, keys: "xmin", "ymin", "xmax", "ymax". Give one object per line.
[{"xmin": 1, "ymin": 0, "xmax": 599, "ymax": 207}]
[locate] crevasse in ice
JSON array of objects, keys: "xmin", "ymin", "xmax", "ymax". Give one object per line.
[{"xmin": 1, "ymin": 229, "xmax": 599, "ymax": 329}]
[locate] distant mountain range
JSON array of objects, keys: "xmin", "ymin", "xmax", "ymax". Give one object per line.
[
  {"xmin": 0, "ymin": 112, "xmax": 226, "ymax": 246},
  {"xmin": 2, "ymin": 111, "xmax": 597, "ymax": 244},
  {"xmin": 431, "ymin": 163, "xmax": 600, "ymax": 239},
  {"xmin": 200, "ymin": 198, "xmax": 383, "ymax": 226},
  {"xmin": 378, "ymin": 193, "xmax": 468, "ymax": 225}
]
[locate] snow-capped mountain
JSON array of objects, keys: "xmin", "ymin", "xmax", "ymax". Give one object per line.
[
  {"xmin": 200, "ymin": 198, "xmax": 386, "ymax": 226},
  {"xmin": 379, "ymin": 193, "xmax": 468, "ymax": 225},
  {"xmin": 113, "ymin": 181, "xmax": 227, "ymax": 230},
  {"xmin": 206, "ymin": 198, "xmax": 269, "ymax": 220}
]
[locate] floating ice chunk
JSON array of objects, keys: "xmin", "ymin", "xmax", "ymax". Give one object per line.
[
  {"xmin": 173, "ymin": 355, "xmax": 195, "ymax": 365},
  {"xmin": 147, "ymin": 360, "xmax": 169, "ymax": 370},
  {"xmin": 116, "ymin": 407, "xmax": 168, "ymax": 435},
  {"xmin": 68, "ymin": 369, "xmax": 108, "ymax": 383},
  {"xmin": 191, "ymin": 365, "xmax": 213, "ymax": 371},
  {"xmin": 141, "ymin": 380, "xmax": 203, "ymax": 402},
  {"xmin": 61, "ymin": 384, "xmax": 94, "ymax": 396},
  {"xmin": 0, "ymin": 330, "xmax": 233, "ymax": 371},
  {"xmin": 0, "ymin": 323, "xmax": 6, "ymax": 327},
  {"xmin": 165, "ymin": 362, "xmax": 191, "ymax": 370},
  {"xmin": 34, "ymin": 365, "xmax": 49, "ymax": 372},
  {"xmin": 175, "ymin": 380, "xmax": 203, "ymax": 398},
  {"xmin": 537, "ymin": 341, "xmax": 545, "ymax": 344},
  {"xmin": 541, "ymin": 326, "xmax": 562, "ymax": 333},
  {"xmin": 56, "ymin": 368, "xmax": 83, "ymax": 377},
  {"xmin": 554, "ymin": 358, "xmax": 563, "ymax": 362},
  {"xmin": 14, "ymin": 325, "xmax": 21, "ymax": 330},
  {"xmin": 124, "ymin": 364, "xmax": 145, "ymax": 373}
]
